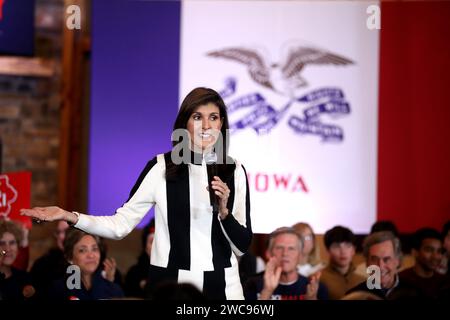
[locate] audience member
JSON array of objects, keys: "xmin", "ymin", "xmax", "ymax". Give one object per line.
[
  {"xmin": 238, "ymin": 251, "xmax": 265, "ymax": 285},
  {"xmin": 30, "ymin": 221, "xmax": 70, "ymax": 299},
  {"xmin": 0, "ymin": 219, "xmax": 35, "ymax": 300},
  {"xmin": 370, "ymin": 220, "xmax": 399, "ymax": 237},
  {"xmin": 292, "ymin": 222, "xmax": 325, "ymax": 277},
  {"xmin": 11, "ymin": 223, "xmax": 30, "ymax": 271},
  {"xmin": 124, "ymin": 219, "xmax": 155, "ymax": 298},
  {"xmin": 244, "ymin": 227, "xmax": 328, "ymax": 300},
  {"xmin": 48, "ymin": 229, "xmax": 124, "ymax": 300},
  {"xmin": 437, "ymin": 220, "xmax": 450, "ymax": 275},
  {"xmin": 151, "ymin": 281, "xmax": 205, "ymax": 300},
  {"xmin": 320, "ymin": 226, "xmax": 366, "ymax": 299},
  {"xmin": 355, "ymin": 220, "xmax": 400, "ymax": 278},
  {"xmin": 346, "ymin": 231, "xmax": 420, "ymax": 300},
  {"xmin": 399, "ymin": 227, "xmax": 446, "ymax": 299}
]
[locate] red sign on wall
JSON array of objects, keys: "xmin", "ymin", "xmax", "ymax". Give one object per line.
[{"xmin": 0, "ymin": 171, "xmax": 32, "ymax": 229}]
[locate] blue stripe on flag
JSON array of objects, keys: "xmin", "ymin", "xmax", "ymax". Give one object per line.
[{"xmin": 89, "ymin": 0, "xmax": 181, "ymax": 227}]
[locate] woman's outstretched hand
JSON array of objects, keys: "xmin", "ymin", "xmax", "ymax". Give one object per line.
[{"xmin": 20, "ymin": 206, "xmax": 77, "ymax": 224}]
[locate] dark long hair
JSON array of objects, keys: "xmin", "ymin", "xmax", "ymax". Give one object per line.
[
  {"xmin": 166, "ymin": 87, "xmax": 235, "ymax": 180},
  {"xmin": 63, "ymin": 229, "xmax": 100, "ymax": 262}
]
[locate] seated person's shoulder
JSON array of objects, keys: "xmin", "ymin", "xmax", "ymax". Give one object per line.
[
  {"xmin": 11, "ymin": 267, "xmax": 32, "ymax": 283},
  {"xmin": 345, "ymin": 279, "xmax": 370, "ymax": 295},
  {"xmin": 100, "ymin": 275, "xmax": 125, "ymax": 297},
  {"xmin": 341, "ymin": 291, "xmax": 383, "ymax": 300}
]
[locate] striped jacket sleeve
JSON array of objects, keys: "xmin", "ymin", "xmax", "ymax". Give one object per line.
[
  {"xmin": 74, "ymin": 158, "xmax": 160, "ymax": 239},
  {"xmin": 219, "ymin": 163, "xmax": 252, "ymax": 256}
]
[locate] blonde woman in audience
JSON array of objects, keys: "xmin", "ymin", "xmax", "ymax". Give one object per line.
[{"xmin": 292, "ymin": 222, "xmax": 325, "ymax": 277}]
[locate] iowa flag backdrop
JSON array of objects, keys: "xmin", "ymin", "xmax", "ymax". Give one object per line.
[{"xmin": 89, "ymin": 0, "xmax": 450, "ymax": 233}]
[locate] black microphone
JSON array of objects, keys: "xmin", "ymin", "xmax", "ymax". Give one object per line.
[{"xmin": 205, "ymin": 152, "xmax": 219, "ymax": 214}]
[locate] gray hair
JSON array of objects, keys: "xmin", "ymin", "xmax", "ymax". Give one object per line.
[
  {"xmin": 267, "ymin": 227, "xmax": 304, "ymax": 252},
  {"xmin": 363, "ymin": 231, "xmax": 402, "ymax": 260}
]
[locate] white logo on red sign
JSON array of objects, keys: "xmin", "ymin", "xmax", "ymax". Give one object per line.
[{"xmin": 0, "ymin": 175, "xmax": 18, "ymax": 218}]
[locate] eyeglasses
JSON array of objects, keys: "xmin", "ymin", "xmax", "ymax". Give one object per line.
[{"xmin": 302, "ymin": 235, "xmax": 313, "ymax": 242}]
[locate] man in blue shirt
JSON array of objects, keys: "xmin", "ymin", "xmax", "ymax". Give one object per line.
[{"xmin": 244, "ymin": 227, "xmax": 328, "ymax": 300}]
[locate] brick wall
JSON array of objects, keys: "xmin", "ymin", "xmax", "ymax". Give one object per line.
[
  {"xmin": 0, "ymin": 2, "xmax": 143, "ymax": 276},
  {"xmin": 0, "ymin": 0, "xmax": 65, "ymax": 263},
  {"xmin": 0, "ymin": 0, "xmax": 64, "ymax": 206}
]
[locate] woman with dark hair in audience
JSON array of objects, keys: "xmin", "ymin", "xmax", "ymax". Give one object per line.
[{"xmin": 48, "ymin": 229, "xmax": 124, "ymax": 300}]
